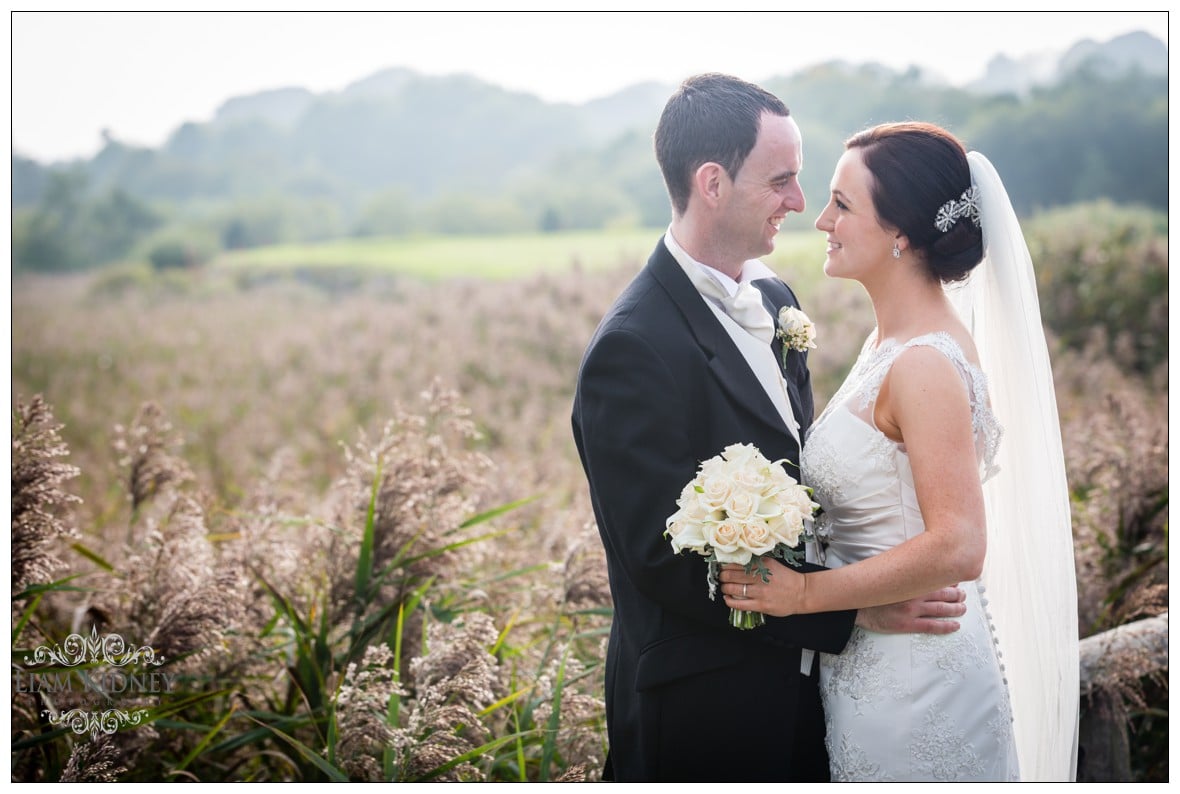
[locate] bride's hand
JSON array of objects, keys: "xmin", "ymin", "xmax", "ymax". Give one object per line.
[{"xmin": 718, "ymin": 559, "xmax": 805, "ymax": 617}]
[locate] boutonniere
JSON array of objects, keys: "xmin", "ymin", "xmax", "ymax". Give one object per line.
[{"xmin": 776, "ymin": 306, "xmax": 817, "ymax": 366}]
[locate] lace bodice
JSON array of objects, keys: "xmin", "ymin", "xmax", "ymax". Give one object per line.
[{"xmin": 802, "ymin": 331, "xmax": 1002, "ymax": 551}]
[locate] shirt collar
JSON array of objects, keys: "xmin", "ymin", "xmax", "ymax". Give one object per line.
[{"xmin": 664, "ymin": 225, "xmax": 777, "ymax": 298}]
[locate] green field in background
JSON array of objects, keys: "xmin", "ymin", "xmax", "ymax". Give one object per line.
[{"xmin": 213, "ymin": 227, "xmax": 830, "ymax": 286}]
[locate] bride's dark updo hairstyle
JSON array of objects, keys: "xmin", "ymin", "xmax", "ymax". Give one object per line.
[{"xmin": 845, "ymin": 122, "xmax": 984, "ymax": 284}]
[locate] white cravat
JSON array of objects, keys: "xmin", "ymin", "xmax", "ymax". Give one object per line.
[
  {"xmin": 697, "ymin": 278, "xmax": 776, "ymax": 345},
  {"xmin": 665, "ymin": 235, "xmax": 777, "ymax": 344}
]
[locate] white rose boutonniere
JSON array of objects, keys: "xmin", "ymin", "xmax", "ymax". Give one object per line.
[{"xmin": 776, "ymin": 306, "xmax": 817, "ymax": 367}]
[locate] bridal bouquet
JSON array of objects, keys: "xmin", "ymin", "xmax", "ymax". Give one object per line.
[{"xmin": 664, "ymin": 442, "xmax": 820, "ymax": 629}]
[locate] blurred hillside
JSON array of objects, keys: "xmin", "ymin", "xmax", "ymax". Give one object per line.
[{"xmin": 11, "ymin": 30, "xmax": 1167, "ymax": 273}]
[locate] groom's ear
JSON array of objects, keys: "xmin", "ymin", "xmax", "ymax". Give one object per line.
[{"xmin": 694, "ymin": 162, "xmax": 726, "ymax": 208}]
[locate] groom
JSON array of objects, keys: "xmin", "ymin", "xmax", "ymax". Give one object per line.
[{"xmin": 572, "ymin": 74, "xmax": 966, "ymax": 782}]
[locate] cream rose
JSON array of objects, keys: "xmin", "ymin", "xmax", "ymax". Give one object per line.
[
  {"xmin": 705, "ymin": 520, "xmax": 752, "ymax": 564},
  {"xmin": 777, "ymin": 306, "xmax": 817, "ymax": 352},
  {"xmin": 721, "ymin": 443, "xmax": 759, "ymax": 467},
  {"xmin": 723, "ymin": 489, "xmax": 759, "ymax": 521},
  {"xmin": 732, "ymin": 464, "xmax": 770, "ymax": 493},
  {"xmin": 740, "ymin": 521, "xmax": 777, "ymax": 556},
  {"xmin": 770, "ymin": 505, "xmax": 806, "ymax": 546},
  {"xmin": 700, "ymin": 475, "xmax": 736, "ymax": 510}
]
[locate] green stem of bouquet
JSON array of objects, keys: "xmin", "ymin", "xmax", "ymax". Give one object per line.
[{"xmin": 729, "ymin": 607, "xmax": 765, "ymax": 630}]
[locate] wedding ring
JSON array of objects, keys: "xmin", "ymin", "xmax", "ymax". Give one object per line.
[{"xmin": 742, "ymin": 584, "xmax": 748, "ymax": 599}]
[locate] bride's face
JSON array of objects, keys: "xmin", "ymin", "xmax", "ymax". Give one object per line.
[{"xmin": 814, "ymin": 148, "xmax": 897, "ymax": 281}]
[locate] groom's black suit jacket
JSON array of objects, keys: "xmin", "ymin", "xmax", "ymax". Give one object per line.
[{"xmin": 572, "ymin": 239, "xmax": 856, "ymax": 782}]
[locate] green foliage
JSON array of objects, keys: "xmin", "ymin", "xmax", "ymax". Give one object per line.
[
  {"xmin": 353, "ymin": 188, "xmax": 417, "ymax": 237},
  {"xmin": 513, "ymin": 128, "xmax": 666, "ymax": 231},
  {"xmin": 13, "ymin": 154, "xmax": 51, "ymax": 207},
  {"xmin": 12, "ymin": 170, "xmax": 163, "ymax": 272},
  {"xmin": 1025, "ymin": 200, "xmax": 1167, "ymax": 373},
  {"xmin": 216, "ymin": 196, "xmax": 346, "ymax": 249},
  {"xmin": 418, "ymin": 192, "xmax": 534, "ymax": 236},
  {"xmin": 969, "ymin": 71, "xmax": 1167, "ymax": 214},
  {"xmin": 10, "ymin": 62, "xmax": 1166, "ymax": 273},
  {"xmin": 12, "ymin": 170, "xmax": 89, "ymax": 271},
  {"xmin": 1129, "ymin": 677, "xmax": 1169, "ymax": 782},
  {"xmin": 768, "ymin": 62, "xmax": 1015, "ymax": 225},
  {"xmin": 146, "ymin": 228, "xmax": 219, "ymax": 271}
]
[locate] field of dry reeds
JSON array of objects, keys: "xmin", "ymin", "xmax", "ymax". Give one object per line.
[{"xmin": 11, "ymin": 208, "xmax": 1168, "ymax": 781}]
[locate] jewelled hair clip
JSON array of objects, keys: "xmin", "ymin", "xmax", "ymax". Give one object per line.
[{"xmin": 934, "ymin": 186, "xmax": 981, "ymax": 233}]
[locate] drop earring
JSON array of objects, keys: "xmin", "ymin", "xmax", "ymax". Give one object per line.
[{"xmin": 892, "ymin": 243, "xmax": 901, "ymax": 259}]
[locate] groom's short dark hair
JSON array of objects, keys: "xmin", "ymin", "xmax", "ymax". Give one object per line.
[{"xmin": 655, "ymin": 73, "xmax": 790, "ymax": 216}]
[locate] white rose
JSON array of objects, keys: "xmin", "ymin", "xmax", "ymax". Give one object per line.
[
  {"xmin": 741, "ymin": 521, "xmax": 777, "ymax": 556},
  {"xmin": 673, "ymin": 481, "xmax": 710, "ymax": 521},
  {"xmin": 770, "ymin": 505, "xmax": 806, "ymax": 545},
  {"xmin": 705, "ymin": 520, "xmax": 752, "ymax": 564},
  {"xmin": 777, "ymin": 306, "xmax": 818, "ymax": 351},
  {"xmin": 768, "ymin": 462, "xmax": 799, "ymax": 488},
  {"xmin": 732, "ymin": 464, "xmax": 769, "ymax": 493},
  {"xmin": 700, "ymin": 475, "xmax": 736, "ymax": 510},
  {"xmin": 685, "ymin": 497, "xmax": 717, "ymax": 524},
  {"xmin": 721, "ymin": 443, "xmax": 760, "ymax": 467},
  {"xmin": 666, "ymin": 518, "xmax": 709, "ymax": 555},
  {"xmin": 775, "ymin": 485, "xmax": 811, "ymax": 514},
  {"xmin": 723, "ymin": 489, "xmax": 759, "ymax": 521},
  {"xmin": 698, "ymin": 456, "xmax": 727, "ymax": 481}
]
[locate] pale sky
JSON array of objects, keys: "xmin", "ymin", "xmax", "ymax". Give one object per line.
[{"xmin": 8, "ymin": 7, "xmax": 1171, "ymax": 164}]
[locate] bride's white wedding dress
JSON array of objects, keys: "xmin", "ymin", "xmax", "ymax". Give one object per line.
[{"xmin": 801, "ymin": 331, "xmax": 1019, "ymax": 782}]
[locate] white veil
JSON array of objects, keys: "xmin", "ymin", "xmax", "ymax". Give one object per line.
[{"xmin": 946, "ymin": 151, "xmax": 1079, "ymax": 781}]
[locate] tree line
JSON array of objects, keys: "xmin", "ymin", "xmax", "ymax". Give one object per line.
[{"xmin": 11, "ymin": 60, "xmax": 1166, "ymax": 273}]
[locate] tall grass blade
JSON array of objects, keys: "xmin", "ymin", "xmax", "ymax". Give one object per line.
[
  {"xmin": 169, "ymin": 704, "xmax": 237, "ymax": 774},
  {"xmin": 12, "ymin": 593, "xmax": 43, "ymax": 645},
  {"xmin": 539, "ymin": 647, "xmax": 570, "ymax": 781},
  {"xmin": 70, "ymin": 542, "xmax": 115, "ymax": 571},
  {"xmin": 354, "ymin": 460, "xmax": 382, "ymax": 608},
  {"xmin": 243, "ymin": 713, "xmax": 350, "ymax": 782},
  {"xmin": 412, "ymin": 731, "xmax": 535, "ymax": 783},
  {"xmin": 457, "ymin": 495, "xmax": 538, "ymax": 529}
]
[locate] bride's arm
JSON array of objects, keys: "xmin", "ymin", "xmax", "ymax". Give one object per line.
[{"xmin": 719, "ymin": 346, "xmax": 987, "ymax": 615}]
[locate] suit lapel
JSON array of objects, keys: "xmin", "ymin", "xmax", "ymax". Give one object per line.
[
  {"xmin": 756, "ymin": 277, "xmax": 810, "ymax": 435},
  {"xmin": 649, "ymin": 241, "xmax": 794, "ymax": 441}
]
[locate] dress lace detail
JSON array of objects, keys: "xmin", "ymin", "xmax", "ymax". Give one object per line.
[
  {"xmin": 799, "ymin": 428, "xmax": 847, "ymax": 505},
  {"xmin": 805, "ymin": 330, "xmax": 1018, "ymax": 781},
  {"xmin": 912, "ymin": 624, "xmax": 989, "ymax": 684},
  {"xmin": 829, "ymin": 731, "xmax": 892, "ymax": 782},
  {"xmin": 863, "ymin": 427, "xmax": 897, "ymax": 472},
  {"xmin": 820, "ymin": 629, "xmax": 906, "ymax": 714},
  {"xmin": 910, "ymin": 709, "xmax": 988, "ymax": 781}
]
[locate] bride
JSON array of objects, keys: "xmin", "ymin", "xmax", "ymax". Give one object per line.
[{"xmin": 718, "ymin": 122, "xmax": 1078, "ymax": 781}]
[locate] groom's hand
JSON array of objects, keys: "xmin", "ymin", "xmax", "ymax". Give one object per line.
[{"xmin": 855, "ymin": 586, "xmax": 967, "ymax": 634}]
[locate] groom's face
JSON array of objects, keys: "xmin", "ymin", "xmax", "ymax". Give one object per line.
[{"xmin": 718, "ymin": 112, "xmax": 806, "ymax": 263}]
